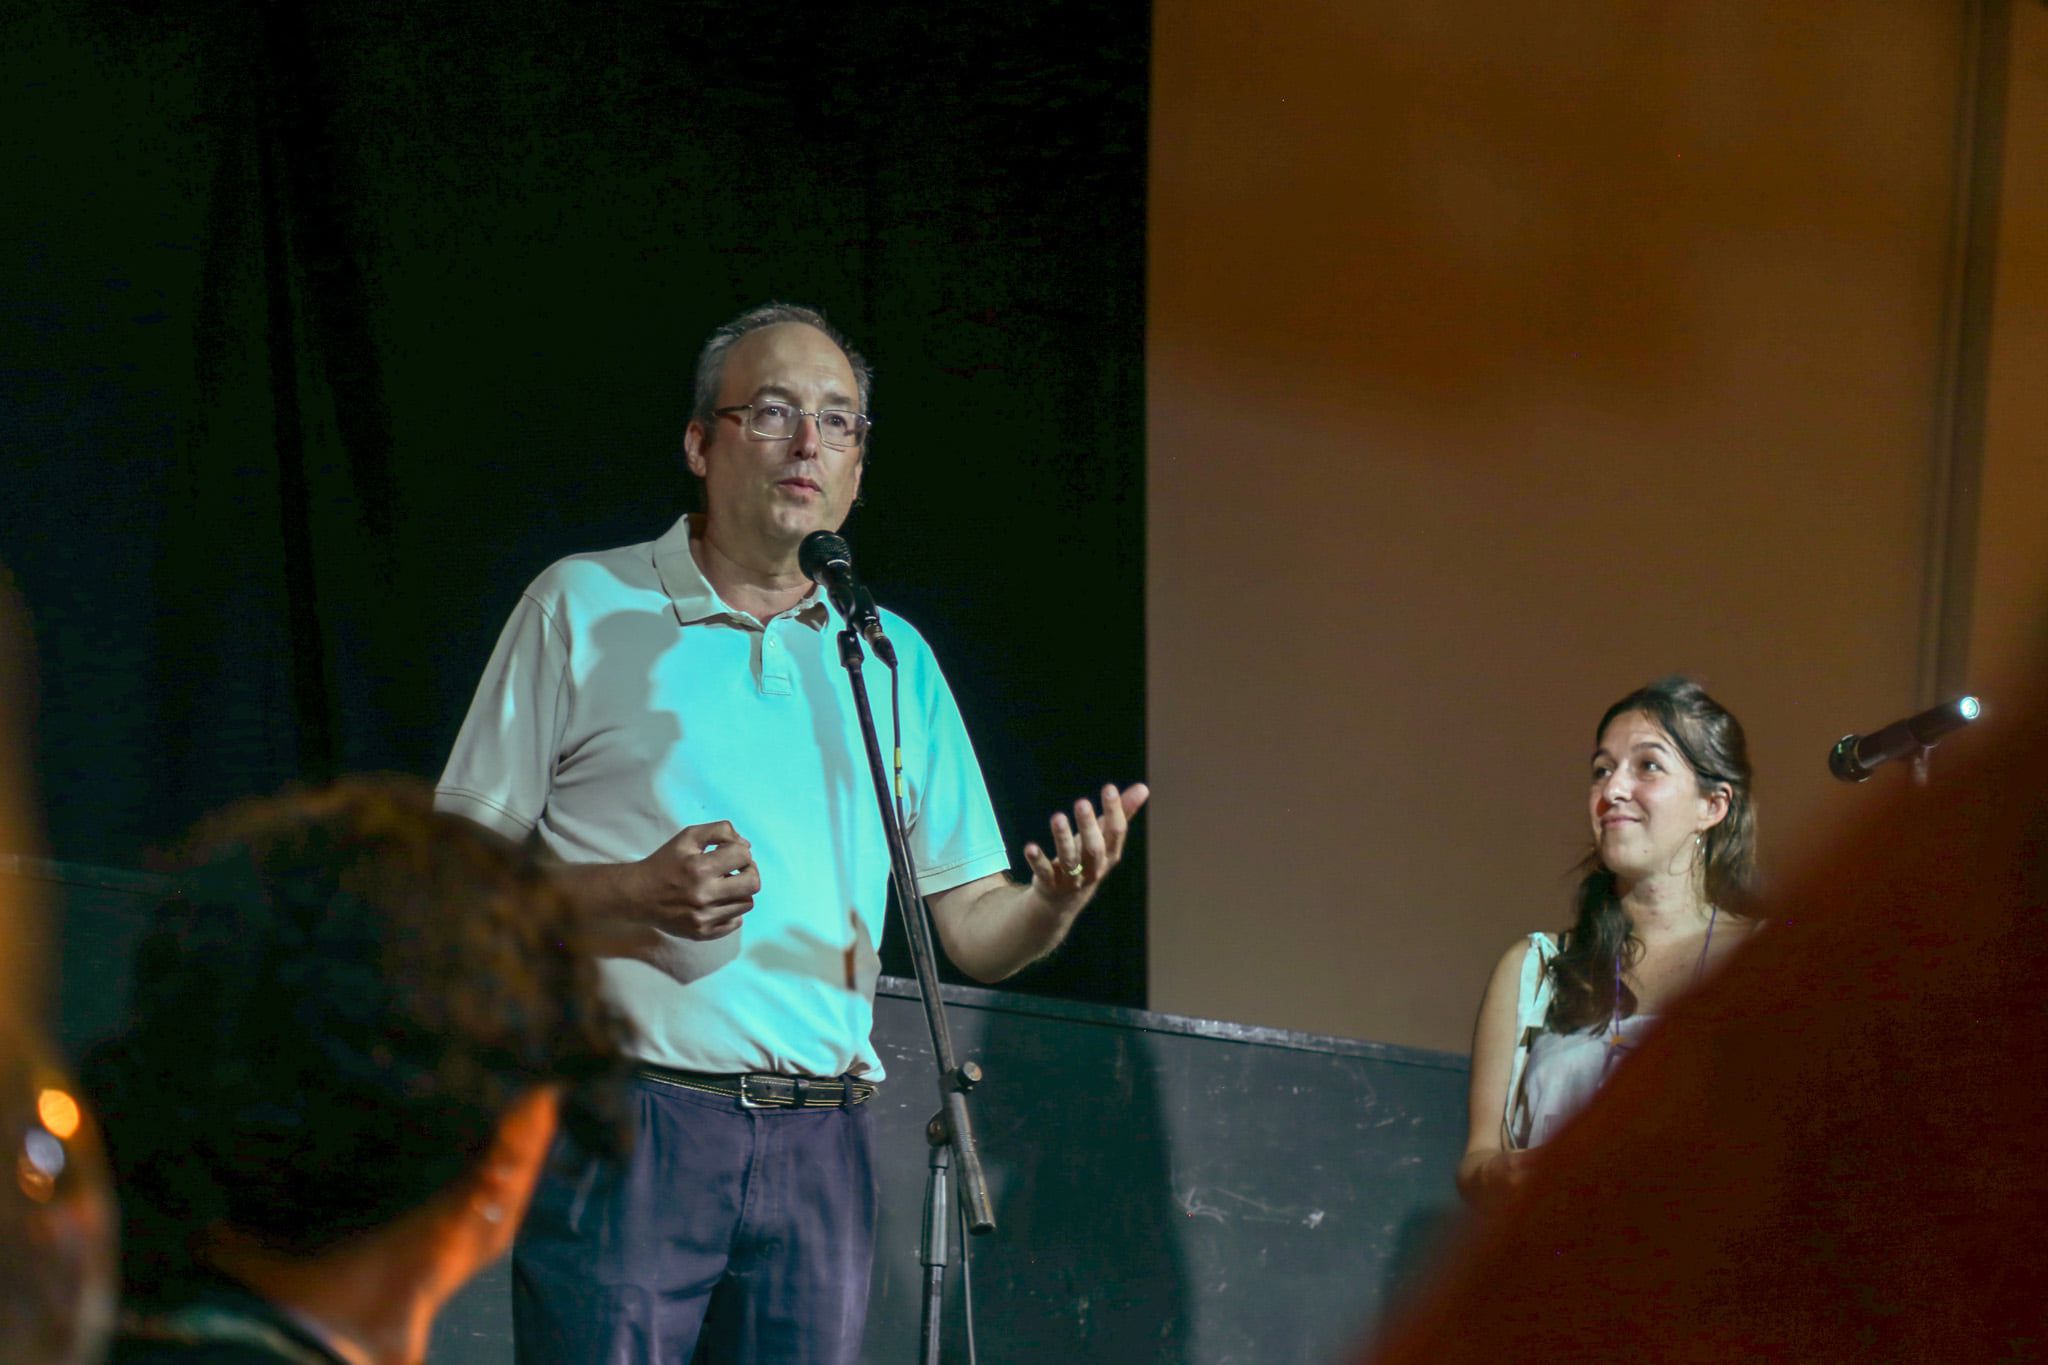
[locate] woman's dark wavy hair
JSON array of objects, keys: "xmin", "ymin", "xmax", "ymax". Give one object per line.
[
  {"xmin": 1547, "ymin": 676, "xmax": 1759, "ymax": 1034},
  {"xmin": 81, "ymin": 778, "xmax": 635, "ymax": 1302}
]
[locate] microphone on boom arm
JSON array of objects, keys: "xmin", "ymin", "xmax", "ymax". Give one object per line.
[
  {"xmin": 799, "ymin": 531, "xmax": 897, "ymax": 668},
  {"xmin": 1828, "ymin": 695, "xmax": 1983, "ymax": 782}
]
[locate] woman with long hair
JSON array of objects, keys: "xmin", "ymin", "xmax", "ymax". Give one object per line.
[{"xmin": 1458, "ymin": 677, "xmax": 1760, "ymax": 1206}]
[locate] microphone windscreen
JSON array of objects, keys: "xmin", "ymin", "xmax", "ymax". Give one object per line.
[{"xmin": 798, "ymin": 531, "xmax": 853, "ymax": 582}]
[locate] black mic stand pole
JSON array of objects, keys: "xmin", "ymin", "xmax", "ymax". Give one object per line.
[{"xmin": 831, "ymin": 625, "xmax": 995, "ymax": 1365}]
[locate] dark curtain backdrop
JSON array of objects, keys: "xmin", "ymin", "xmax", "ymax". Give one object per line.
[{"xmin": 2, "ymin": 0, "xmax": 1149, "ymax": 1005}]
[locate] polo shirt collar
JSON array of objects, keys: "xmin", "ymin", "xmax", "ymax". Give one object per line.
[{"xmin": 652, "ymin": 514, "xmax": 832, "ymax": 630}]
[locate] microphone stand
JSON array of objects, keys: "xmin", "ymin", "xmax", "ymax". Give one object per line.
[{"xmin": 829, "ymin": 622, "xmax": 995, "ymax": 1365}]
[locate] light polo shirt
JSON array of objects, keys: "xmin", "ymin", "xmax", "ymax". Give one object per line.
[{"xmin": 435, "ymin": 514, "xmax": 1009, "ymax": 1079}]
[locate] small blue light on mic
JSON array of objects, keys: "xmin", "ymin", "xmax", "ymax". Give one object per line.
[{"xmin": 1959, "ymin": 695, "xmax": 1982, "ymax": 721}]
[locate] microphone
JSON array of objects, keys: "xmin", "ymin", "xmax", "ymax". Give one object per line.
[
  {"xmin": 1829, "ymin": 694, "xmax": 1982, "ymax": 782},
  {"xmin": 798, "ymin": 531, "xmax": 897, "ymax": 667}
]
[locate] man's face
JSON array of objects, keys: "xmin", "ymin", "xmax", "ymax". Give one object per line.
[{"xmin": 685, "ymin": 322, "xmax": 865, "ymax": 556}]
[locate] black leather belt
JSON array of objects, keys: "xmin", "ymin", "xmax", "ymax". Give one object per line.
[{"xmin": 637, "ymin": 1064, "xmax": 876, "ymax": 1109}]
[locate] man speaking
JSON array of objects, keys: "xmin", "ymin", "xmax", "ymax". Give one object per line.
[{"xmin": 436, "ymin": 302, "xmax": 1146, "ymax": 1363}]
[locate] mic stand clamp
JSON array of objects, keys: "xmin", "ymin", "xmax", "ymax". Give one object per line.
[{"xmin": 829, "ymin": 627, "xmax": 995, "ymax": 1365}]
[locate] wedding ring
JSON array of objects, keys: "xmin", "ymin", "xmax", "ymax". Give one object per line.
[{"xmin": 1062, "ymin": 862, "xmax": 1084, "ymax": 879}]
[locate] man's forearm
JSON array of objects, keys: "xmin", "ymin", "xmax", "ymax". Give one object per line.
[
  {"xmin": 934, "ymin": 876, "xmax": 1082, "ymax": 983},
  {"xmin": 547, "ymin": 858, "xmax": 648, "ymax": 922}
]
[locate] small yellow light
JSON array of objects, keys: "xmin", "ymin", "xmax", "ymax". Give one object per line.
[{"xmin": 37, "ymin": 1087, "xmax": 82, "ymax": 1142}]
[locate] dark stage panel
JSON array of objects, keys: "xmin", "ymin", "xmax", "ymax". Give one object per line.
[{"xmin": 16, "ymin": 857, "xmax": 1470, "ymax": 1364}]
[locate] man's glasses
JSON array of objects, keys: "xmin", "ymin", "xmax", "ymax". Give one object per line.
[{"xmin": 716, "ymin": 401, "xmax": 871, "ymax": 449}]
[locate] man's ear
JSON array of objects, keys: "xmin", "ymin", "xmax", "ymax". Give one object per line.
[
  {"xmin": 684, "ymin": 421, "xmax": 709, "ymax": 479},
  {"xmin": 459, "ymin": 1086, "xmax": 560, "ymax": 1262}
]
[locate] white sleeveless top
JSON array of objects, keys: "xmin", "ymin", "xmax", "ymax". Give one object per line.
[
  {"xmin": 1512, "ymin": 1012, "xmax": 1658, "ymax": 1148},
  {"xmin": 1503, "ymin": 931, "xmax": 1658, "ymax": 1150}
]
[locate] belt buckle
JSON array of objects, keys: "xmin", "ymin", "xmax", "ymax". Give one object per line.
[{"xmin": 738, "ymin": 1075, "xmax": 782, "ymax": 1109}]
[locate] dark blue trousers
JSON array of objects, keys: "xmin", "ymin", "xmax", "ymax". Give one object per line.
[{"xmin": 512, "ymin": 1074, "xmax": 878, "ymax": 1365}]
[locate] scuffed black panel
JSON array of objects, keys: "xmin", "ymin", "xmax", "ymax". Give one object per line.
[{"xmin": 859, "ymin": 982, "xmax": 1468, "ymax": 1365}]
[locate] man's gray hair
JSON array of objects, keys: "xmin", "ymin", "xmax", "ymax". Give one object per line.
[{"xmin": 690, "ymin": 302, "xmax": 873, "ymax": 429}]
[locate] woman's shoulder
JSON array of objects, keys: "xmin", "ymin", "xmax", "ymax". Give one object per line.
[
  {"xmin": 1706, "ymin": 909, "xmax": 1767, "ymax": 959},
  {"xmin": 1502, "ymin": 929, "xmax": 1565, "ymax": 958},
  {"xmin": 1490, "ymin": 933, "xmax": 1547, "ymax": 969},
  {"xmin": 1485, "ymin": 932, "xmax": 1561, "ymax": 991}
]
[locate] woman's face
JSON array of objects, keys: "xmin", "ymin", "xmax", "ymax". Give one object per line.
[{"xmin": 1589, "ymin": 709, "xmax": 1728, "ymax": 888}]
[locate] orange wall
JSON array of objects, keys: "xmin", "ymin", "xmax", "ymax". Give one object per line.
[
  {"xmin": 1973, "ymin": 1, "xmax": 2048, "ymax": 697},
  {"xmin": 1146, "ymin": 3, "xmax": 2043, "ymax": 1053}
]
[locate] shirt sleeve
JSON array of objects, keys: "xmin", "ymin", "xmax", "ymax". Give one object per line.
[
  {"xmin": 903, "ymin": 640, "xmax": 1011, "ymax": 896},
  {"xmin": 434, "ymin": 588, "xmax": 571, "ymax": 843}
]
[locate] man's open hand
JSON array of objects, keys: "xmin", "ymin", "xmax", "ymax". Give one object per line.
[{"xmin": 1022, "ymin": 782, "xmax": 1151, "ymax": 901}]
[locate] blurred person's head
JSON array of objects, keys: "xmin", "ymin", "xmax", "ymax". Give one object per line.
[
  {"xmin": 0, "ymin": 565, "xmax": 42, "ymax": 998},
  {"xmin": 2, "ymin": 567, "xmax": 118, "ymax": 1365},
  {"xmin": 2, "ymin": 1025, "xmax": 115, "ymax": 1365},
  {"xmin": 83, "ymin": 777, "xmax": 633, "ymax": 1363}
]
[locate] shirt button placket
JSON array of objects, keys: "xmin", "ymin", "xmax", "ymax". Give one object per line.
[{"xmin": 760, "ymin": 624, "xmax": 793, "ymax": 697}]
